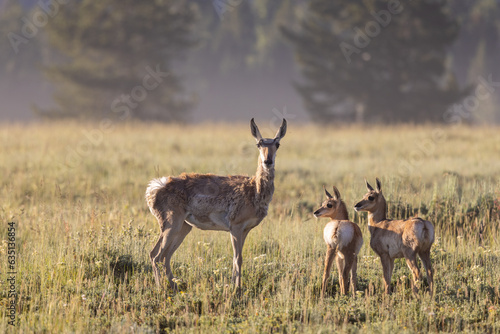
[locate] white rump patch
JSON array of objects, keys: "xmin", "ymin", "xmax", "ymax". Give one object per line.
[
  {"xmin": 145, "ymin": 177, "xmax": 169, "ymax": 201},
  {"xmin": 414, "ymin": 220, "xmax": 435, "ymax": 245},
  {"xmin": 323, "ymin": 221, "xmax": 354, "ymax": 249}
]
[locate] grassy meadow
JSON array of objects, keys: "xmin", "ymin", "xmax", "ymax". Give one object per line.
[{"xmin": 0, "ymin": 121, "xmax": 499, "ymax": 333}]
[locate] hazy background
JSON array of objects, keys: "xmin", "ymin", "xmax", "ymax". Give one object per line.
[{"xmin": 0, "ymin": 0, "xmax": 499, "ymax": 124}]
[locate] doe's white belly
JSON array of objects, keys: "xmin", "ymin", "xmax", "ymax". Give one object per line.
[{"xmin": 185, "ymin": 211, "xmax": 230, "ymax": 231}]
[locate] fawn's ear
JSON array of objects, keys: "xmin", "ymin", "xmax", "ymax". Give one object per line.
[
  {"xmin": 376, "ymin": 178, "xmax": 382, "ymax": 193},
  {"xmin": 250, "ymin": 118, "xmax": 263, "ymax": 142},
  {"xmin": 332, "ymin": 186, "xmax": 341, "ymax": 201},
  {"xmin": 324, "ymin": 185, "xmax": 333, "ymax": 199},
  {"xmin": 274, "ymin": 118, "xmax": 287, "ymax": 140},
  {"xmin": 365, "ymin": 178, "xmax": 374, "ymax": 192}
]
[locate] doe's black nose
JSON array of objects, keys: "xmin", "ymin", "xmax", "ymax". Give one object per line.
[{"xmin": 264, "ymin": 159, "xmax": 273, "ymax": 165}]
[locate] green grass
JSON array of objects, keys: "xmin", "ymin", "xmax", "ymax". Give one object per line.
[{"xmin": 0, "ymin": 122, "xmax": 499, "ymax": 333}]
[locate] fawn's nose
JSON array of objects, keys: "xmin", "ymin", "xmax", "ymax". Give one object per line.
[
  {"xmin": 313, "ymin": 209, "xmax": 321, "ymax": 217},
  {"xmin": 354, "ymin": 202, "xmax": 362, "ymax": 210}
]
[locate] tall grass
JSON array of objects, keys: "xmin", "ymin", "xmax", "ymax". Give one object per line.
[{"xmin": 0, "ymin": 122, "xmax": 499, "ymax": 333}]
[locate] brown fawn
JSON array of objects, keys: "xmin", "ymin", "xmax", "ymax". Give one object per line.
[
  {"xmin": 313, "ymin": 186, "xmax": 363, "ymax": 297},
  {"xmin": 354, "ymin": 178, "xmax": 434, "ymax": 295}
]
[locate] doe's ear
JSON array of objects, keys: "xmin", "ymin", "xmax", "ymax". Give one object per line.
[
  {"xmin": 250, "ymin": 118, "xmax": 263, "ymax": 141},
  {"xmin": 365, "ymin": 178, "xmax": 374, "ymax": 192},
  {"xmin": 274, "ymin": 118, "xmax": 287, "ymax": 140},
  {"xmin": 376, "ymin": 178, "xmax": 382, "ymax": 193}
]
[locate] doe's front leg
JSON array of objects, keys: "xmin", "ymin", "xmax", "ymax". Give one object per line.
[{"xmin": 230, "ymin": 228, "xmax": 249, "ymax": 289}]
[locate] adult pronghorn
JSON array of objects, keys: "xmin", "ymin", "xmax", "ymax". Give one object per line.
[
  {"xmin": 313, "ymin": 186, "xmax": 363, "ymax": 297},
  {"xmin": 146, "ymin": 118, "xmax": 287, "ymax": 290},
  {"xmin": 354, "ymin": 178, "xmax": 435, "ymax": 295}
]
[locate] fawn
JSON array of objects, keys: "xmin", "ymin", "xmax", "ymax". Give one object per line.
[
  {"xmin": 314, "ymin": 186, "xmax": 363, "ymax": 297},
  {"xmin": 354, "ymin": 178, "xmax": 434, "ymax": 295}
]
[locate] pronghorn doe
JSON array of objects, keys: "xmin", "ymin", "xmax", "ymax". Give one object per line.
[
  {"xmin": 313, "ymin": 186, "xmax": 363, "ymax": 297},
  {"xmin": 354, "ymin": 178, "xmax": 435, "ymax": 295},
  {"xmin": 146, "ymin": 118, "xmax": 287, "ymax": 290}
]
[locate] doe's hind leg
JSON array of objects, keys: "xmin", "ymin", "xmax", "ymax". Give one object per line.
[
  {"xmin": 151, "ymin": 211, "xmax": 191, "ymax": 290},
  {"xmin": 150, "ymin": 234, "xmax": 165, "ymax": 287}
]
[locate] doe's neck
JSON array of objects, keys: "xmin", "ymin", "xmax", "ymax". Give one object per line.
[{"xmin": 255, "ymin": 156, "xmax": 275, "ymax": 199}]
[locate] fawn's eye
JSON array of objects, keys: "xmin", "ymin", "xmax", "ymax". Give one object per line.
[
  {"xmin": 327, "ymin": 203, "xmax": 333, "ymax": 208},
  {"xmin": 368, "ymin": 196, "xmax": 374, "ymax": 201}
]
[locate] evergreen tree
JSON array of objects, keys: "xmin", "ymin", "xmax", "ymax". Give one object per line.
[
  {"xmin": 188, "ymin": 0, "xmax": 299, "ymax": 77},
  {"xmin": 451, "ymin": 0, "xmax": 500, "ymax": 123},
  {"xmin": 0, "ymin": 0, "xmax": 43, "ymax": 81},
  {"xmin": 39, "ymin": 0, "xmax": 197, "ymax": 121},
  {"xmin": 282, "ymin": 0, "xmax": 470, "ymax": 123},
  {"xmin": 451, "ymin": 0, "xmax": 500, "ymax": 83}
]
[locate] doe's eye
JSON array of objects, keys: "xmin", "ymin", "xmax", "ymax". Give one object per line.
[
  {"xmin": 326, "ymin": 203, "xmax": 333, "ymax": 208},
  {"xmin": 368, "ymin": 196, "xmax": 374, "ymax": 201},
  {"xmin": 276, "ymin": 143, "xmax": 280, "ymax": 148}
]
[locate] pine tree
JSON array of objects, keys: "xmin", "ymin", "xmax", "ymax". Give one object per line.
[
  {"xmin": 188, "ymin": 0, "xmax": 299, "ymax": 76},
  {"xmin": 282, "ymin": 0, "xmax": 470, "ymax": 123},
  {"xmin": 0, "ymin": 0, "xmax": 43, "ymax": 80},
  {"xmin": 451, "ymin": 0, "xmax": 500, "ymax": 123},
  {"xmin": 39, "ymin": 0, "xmax": 197, "ymax": 121}
]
